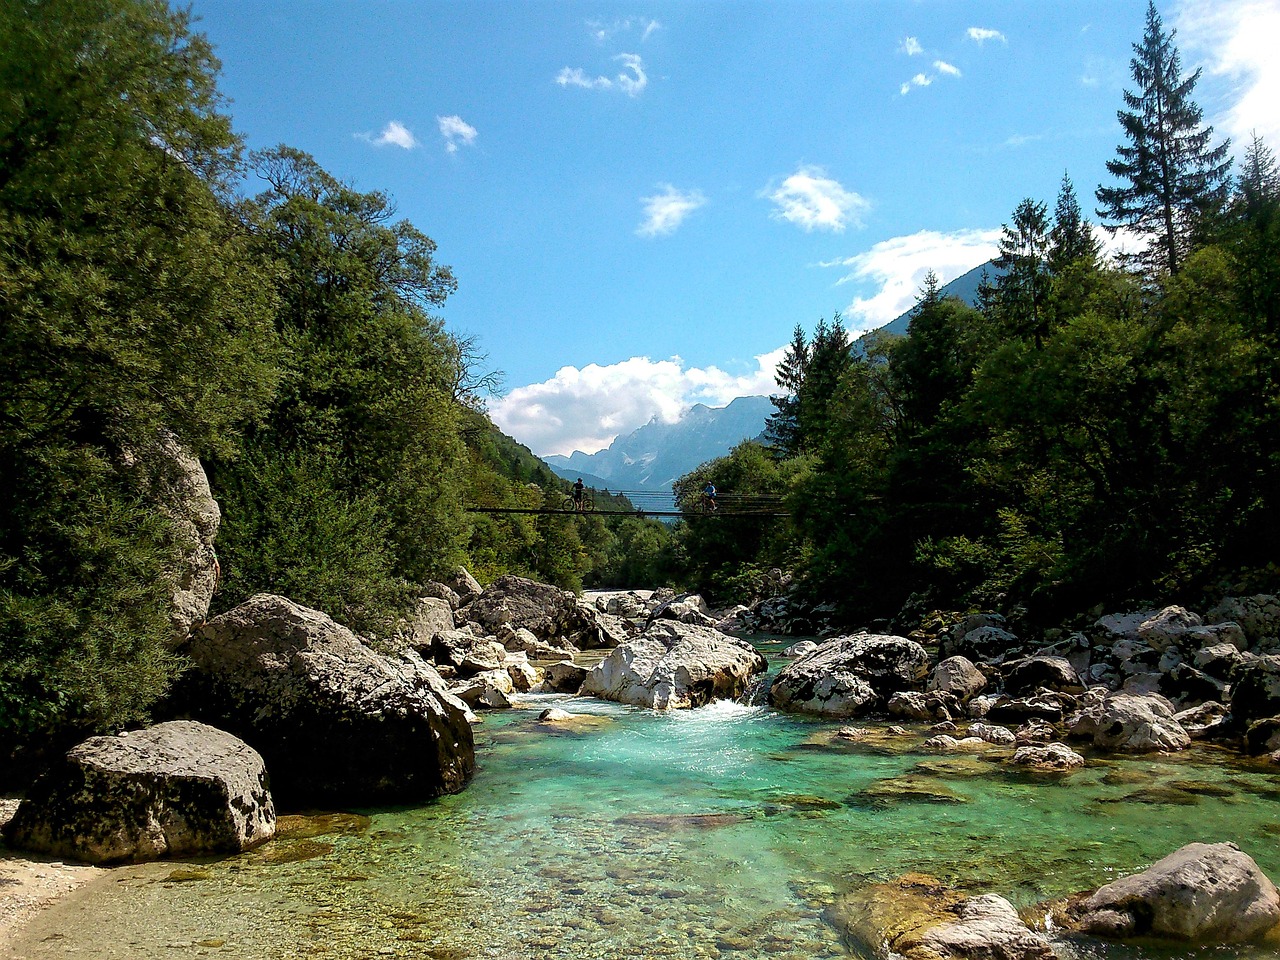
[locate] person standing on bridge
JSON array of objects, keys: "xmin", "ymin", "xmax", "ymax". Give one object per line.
[
  {"xmin": 702, "ymin": 480, "xmax": 718, "ymax": 513},
  {"xmin": 572, "ymin": 478, "xmax": 585, "ymax": 511}
]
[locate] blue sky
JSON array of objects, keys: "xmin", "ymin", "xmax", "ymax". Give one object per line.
[{"xmin": 193, "ymin": 0, "xmax": 1279, "ymax": 457}]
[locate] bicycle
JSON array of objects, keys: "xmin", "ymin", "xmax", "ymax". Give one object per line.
[{"xmin": 561, "ymin": 494, "xmax": 595, "ymax": 513}]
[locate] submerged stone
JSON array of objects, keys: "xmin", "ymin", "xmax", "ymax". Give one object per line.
[{"xmin": 851, "ymin": 776, "xmax": 969, "ymax": 808}]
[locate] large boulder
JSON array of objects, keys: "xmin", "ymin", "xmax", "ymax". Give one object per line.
[
  {"xmin": 1207, "ymin": 595, "xmax": 1280, "ymax": 649},
  {"xmin": 124, "ymin": 429, "xmax": 221, "ymax": 642},
  {"xmin": 444, "ymin": 568, "xmax": 483, "ymax": 605},
  {"xmin": 771, "ymin": 633, "xmax": 930, "ymax": 717},
  {"xmin": 2, "ymin": 721, "xmax": 273, "ymax": 865},
  {"xmin": 927, "ymin": 656, "xmax": 987, "ymax": 701},
  {"xmin": 1058, "ymin": 842, "xmax": 1280, "ymax": 942},
  {"xmin": 1067, "ymin": 692, "xmax": 1190, "ymax": 752},
  {"xmin": 398, "ymin": 597, "xmax": 456, "ymax": 652},
  {"xmin": 938, "ymin": 615, "xmax": 1020, "ymax": 663},
  {"xmin": 465, "ymin": 575, "xmax": 616, "ymax": 649},
  {"xmin": 829, "ymin": 873, "xmax": 1054, "ymax": 960},
  {"xmin": 648, "ymin": 593, "xmax": 717, "ymax": 629},
  {"xmin": 1229, "ymin": 655, "xmax": 1280, "ymax": 727},
  {"xmin": 170, "ymin": 594, "xmax": 475, "ymax": 806},
  {"xmin": 1002, "ymin": 655, "xmax": 1084, "ymax": 696},
  {"xmin": 579, "ymin": 621, "xmax": 767, "ymax": 709}
]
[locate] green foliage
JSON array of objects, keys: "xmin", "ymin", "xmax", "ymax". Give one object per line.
[
  {"xmin": 0, "ymin": 0, "xmax": 276, "ymax": 741},
  {"xmin": 1096, "ymin": 0, "xmax": 1231, "ymax": 276},
  {"xmin": 671, "ymin": 441, "xmax": 808, "ymax": 604}
]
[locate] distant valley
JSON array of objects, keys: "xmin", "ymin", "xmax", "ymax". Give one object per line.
[{"xmin": 542, "ymin": 261, "xmax": 995, "ymax": 500}]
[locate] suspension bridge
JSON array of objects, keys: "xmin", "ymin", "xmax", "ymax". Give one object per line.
[{"xmin": 464, "ymin": 488, "xmax": 789, "ymax": 519}]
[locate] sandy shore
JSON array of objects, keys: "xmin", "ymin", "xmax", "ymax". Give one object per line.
[{"xmin": 0, "ymin": 799, "xmax": 104, "ymax": 948}]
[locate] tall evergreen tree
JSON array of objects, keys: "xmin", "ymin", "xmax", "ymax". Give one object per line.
[
  {"xmin": 1096, "ymin": 0, "xmax": 1231, "ymax": 276},
  {"xmin": 994, "ymin": 198, "xmax": 1052, "ymax": 345},
  {"xmin": 765, "ymin": 324, "xmax": 809, "ymax": 455},
  {"xmin": 1049, "ymin": 173, "xmax": 1101, "ymax": 274}
]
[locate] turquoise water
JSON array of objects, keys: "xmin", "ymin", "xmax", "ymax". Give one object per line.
[{"xmin": 9, "ymin": 642, "xmax": 1280, "ymax": 959}]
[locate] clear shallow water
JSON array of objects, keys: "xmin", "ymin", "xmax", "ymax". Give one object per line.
[{"xmin": 9, "ymin": 649, "xmax": 1280, "ymax": 960}]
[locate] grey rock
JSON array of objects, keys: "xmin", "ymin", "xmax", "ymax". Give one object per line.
[
  {"xmin": 2, "ymin": 721, "xmax": 273, "ymax": 864},
  {"xmin": 1010, "ymin": 742, "xmax": 1085, "ymax": 770},
  {"xmin": 581, "ymin": 620, "xmax": 767, "ymax": 709},
  {"xmin": 928, "ymin": 656, "xmax": 987, "ymax": 700},
  {"xmin": 1066, "ymin": 842, "xmax": 1280, "ymax": 942},
  {"xmin": 400, "ymin": 597, "xmax": 456, "ymax": 653},
  {"xmin": 1174, "ymin": 700, "xmax": 1230, "ymax": 739},
  {"xmin": 783, "ymin": 639, "xmax": 820, "ymax": 659},
  {"xmin": 124, "ymin": 430, "xmax": 221, "ymax": 643},
  {"xmin": 648, "ymin": 593, "xmax": 716, "ymax": 628},
  {"xmin": 1207, "ymin": 596, "xmax": 1280, "ymax": 648},
  {"xmin": 770, "ymin": 633, "xmax": 929, "ymax": 718},
  {"xmin": 444, "ymin": 568, "xmax": 483, "ymax": 605},
  {"xmin": 1015, "ymin": 718, "xmax": 1057, "ymax": 745},
  {"xmin": 466, "ymin": 575, "xmax": 616, "ymax": 649},
  {"xmin": 1003, "ymin": 656, "xmax": 1084, "ymax": 696},
  {"xmin": 967, "ymin": 722, "xmax": 1017, "ymax": 746},
  {"xmin": 1194, "ymin": 642, "xmax": 1249, "ymax": 680},
  {"xmin": 831, "ymin": 874, "xmax": 1053, "ymax": 960},
  {"xmin": 1067, "ymin": 692, "xmax": 1190, "ymax": 752},
  {"xmin": 498, "ymin": 624, "xmax": 579, "ymax": 660},
  {"xmin": 1229, "ymin": 655, "xmax": 1280, "ymax": 726},
  {"xmin": 419, "ymin": 580, "xmax": 462, "ymax": 610},
  {"xmin": 539, "ymin": 659, "xmax": 588, "ymax": 694},
  {"xmin": 171, "ymin": 594, "xmax": 474, "ymax": 805}
]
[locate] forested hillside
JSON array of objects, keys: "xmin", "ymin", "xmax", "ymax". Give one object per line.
[
  {"xmin": 0, "ymin": 0, "xmax": 672, "ymax": 754},
  {"xmin": 672, "ymin": 3, "xmax": 1279, "ymax": 624}
]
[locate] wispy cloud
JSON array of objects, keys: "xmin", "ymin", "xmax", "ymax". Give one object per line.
[
  {"xmin": 1176, "ymin": 0, "xmax": 1280, "ymax": 147},
  {"xmin": 437, "ymin": 115, "xmax": 477, "ymax": 154},
  {"xmin": 637, "ymin": 185, "xmax": 707, "ymax": 237},
  {"xmin": 900, "ymin": 72, "xmax": 933, "ymax": 95},
  {"xmin": 556, "ymin": 53, "xmax": 649, "ymax": 97},
  {"xmin": 967, "ymin": 27, "xmax": 1008, "ymax": 44},
  {"xmin": 766, "ymin": 166, "xmax": 869, "ymax": 232},
  {"xmin": 588, "ymin": 17, "xmax": 662, "ymax": 43},
  {"xmin": 821, "ymin": 228, "xmax": 1001, "ymax": 332},
  {"xmin": 900, "ymin": 36, "xmax": 923, "ymax": 55},
  {"xmin": 1004, "ymin": 132, "xmax": 1044, "ymax": 148},
  {"xmin": 935, "ymin": 60, "xmax": 962, "ymax": 77},
  {"xmin": 489, "ymin": 351, "xmax": 787, "ymax": 457},
  {"xmin": 358, "ymin": 120, "xmax": 418, "ymax": 150}
]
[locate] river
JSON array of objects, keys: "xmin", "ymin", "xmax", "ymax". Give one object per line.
[{"xmin": 7, "ymin": 638, "xmax": 1280, "ymax": 959}]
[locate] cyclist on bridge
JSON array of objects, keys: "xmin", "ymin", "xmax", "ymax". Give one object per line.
[{"xmin": 572, "ymin": 478, "xmax": 586, "ymax": 511}]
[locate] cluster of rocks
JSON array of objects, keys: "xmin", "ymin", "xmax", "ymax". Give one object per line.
[
  {"xmin": 762, "ymin": 598, "xmax": 1280, "ymax": 770},
  {"xmin": 832, "ymin": 842, "xmax": 1280, "ymax": 958}
]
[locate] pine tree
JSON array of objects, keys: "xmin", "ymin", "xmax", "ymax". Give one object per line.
[
  {"xmin": 1096, "ymin": 0, "xmax": 1231, "ymax": 276},
  {"xmin": 994, "ymin": 198, "xmax": 1052, "ymax": 345},
  {"xmin": 765, "ymin": 324, "xmax": 809, "ymax": 455},
  {"xmin": 1049, "ymin": 173, "xmax": 1101, "ymax": 274}
]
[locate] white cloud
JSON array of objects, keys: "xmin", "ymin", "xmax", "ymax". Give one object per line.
[
  {"xmin": 556, "ymin": 53, "xmax": 648, "ymax": 97},
  {"xmin": 1004, "ymin": 132, "xmax": 1044, "ymax": 147},
  {"xmin": 766, "ymin": 166, "xmax": 869, "ymax": 233},
  {"xmin": 901, "ymin": 36, "xmax": 923, "ymax": 55},
  {"xmin": 967, "ymin": 27, "xmax": 1008, "ymax": 44},
  {"xmin": 821, "ymin": 228, "xmax": 1002, "ymax": 333},
  {"xmin": 359, "ymin": 120, "xmax": 418, "ymax": 149},
  {"xmin": 1176, "ymin": 0, "xmax": 1280, "ymax": 147},
  {"xmin": 437, "ymin": 115, "xmax": 477, "ymax": 154},
  {"xmin": 588, "ymin": 17, "xmax": 662, "ymax": 43},
  {"xmin": 489, "ymin": 351, "xmax": 787, "ymax": 457},
  {"xmin": 935, "ymin": 60, "xmax": 962, "ymax": 77},
  {"xmin": 637, "ymin": 185, "xmax": 707, "ymax": 237}
]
